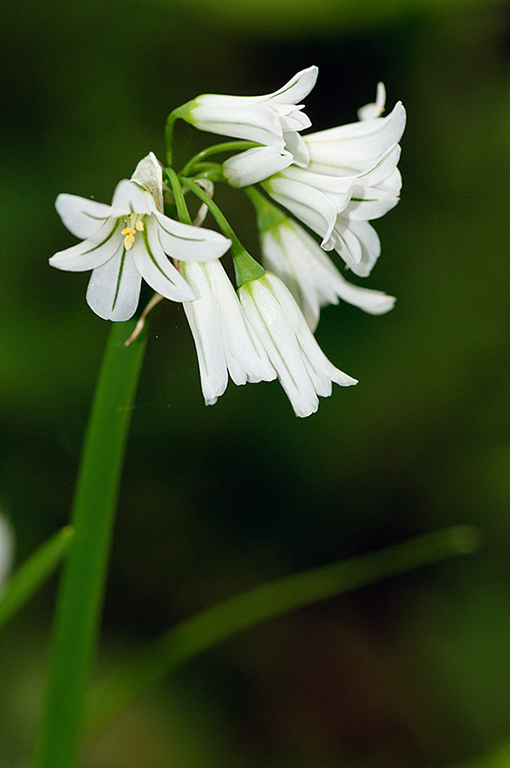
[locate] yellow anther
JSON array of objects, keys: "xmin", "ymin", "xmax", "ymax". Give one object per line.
[{"xmin": 121, "ymin": 217, "xmax": 145, "ymax": 250}]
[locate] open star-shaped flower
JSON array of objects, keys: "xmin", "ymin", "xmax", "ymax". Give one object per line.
[{"xmin": 49, "ymin": 153, "xmax": 231, "ymax": 321}]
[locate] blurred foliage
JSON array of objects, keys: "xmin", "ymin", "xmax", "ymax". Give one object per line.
[{"xmin": 2, "ymin": 0, "xmax": 510, "ymax": 765}]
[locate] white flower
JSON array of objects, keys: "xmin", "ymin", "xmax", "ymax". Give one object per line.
[
  {"xmin": 180, "ymin": 260, "xmax": 276, "ymax": 405},
  {"xmin": 223, "ymin": 146, "xmax": 294, "ymax": 188},
  {"xmin": 262, "ymin": 86, "xmax": 405, "ymax": 276},
  {"xmin": 0, "ymin": 516, "xmax": 14, "ymax": 592},
  {"xmin": 239, "ymin": 272, "xmax": 357, "ymax": 418},
  {"xmin": 182, "ymin": 66, "xmax": 318, "ymax": 186},
  {"xmin": 261, "ymin": 167, "xmax": 355, "ymax": 252},
  {"xmin": 304, "ymin": 87, "xmax": 406, "ymax": 177},
  {"xmin": 357, "ymin": 81, "xmax": 386, "ymax": 121},
  {"xmin": 260, "ymin": 216, "xmax": 395, "ymax": 331},
  {"xmin": 50, "ymin": 153, "xmax": 231, "ymax": 321}
]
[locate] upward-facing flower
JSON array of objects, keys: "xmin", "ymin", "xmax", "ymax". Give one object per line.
[
  {"xmin": 180, "ymin": 66, "xmax": 318, "ymax": 186},
  {"xmin": 50, "ymin": 153, "xmax": 231, "ymax": 321}
]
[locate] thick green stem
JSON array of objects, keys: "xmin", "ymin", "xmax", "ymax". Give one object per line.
[{"xmin": 33, "ymin": 320, "xmax": 147, "ymax": 768}]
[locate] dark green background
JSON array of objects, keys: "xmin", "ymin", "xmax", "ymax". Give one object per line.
[{"xmin": 2, "ymin": 0, "xmax": 510, "ymax": 765}]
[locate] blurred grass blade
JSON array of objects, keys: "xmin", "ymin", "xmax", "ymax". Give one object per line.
[
  {"xmin": 86, "ymin": 524, "xmax": 480, "ymax": 738},
  {"xmin": 0, "ymin": 526, "xmax": 73, "ymax": 631}
]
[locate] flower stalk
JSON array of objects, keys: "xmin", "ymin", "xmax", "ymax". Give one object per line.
[{"xmin": 33, "ymin": 320, "xmax": 148, "ymax": 768}]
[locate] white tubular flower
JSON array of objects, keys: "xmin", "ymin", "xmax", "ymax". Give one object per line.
[
  {"xmin": 50, "ymin": 153, "xmax": 231, "ymax": 321},
  {"xmin": 183, "ymin": 65, "xmax": 317, "ymax": 147},
  {"xmin": 239, "ymin": 272, "xmax": 357, "ymax": 418},
  {"xmin": 0, "ymin": 516, "xmax": 14, "ymax": 592},
  {"xmin": 182, "ymin": 66, "xmax": 318, "ymax": 185},
  {"xmin": 262, "ymin": 84, "xmax": 405, "ymax": 276},
  {"xmin": 304, "ymin": 87, "xmax": 406, "ymax": 177},
  {"xmin": 180, "ymin": 260, "xmax": 276, "ymax": 406},
  {"xmin": 262, "ymin": 167, "xmax": 354, "ymax": 249},
  {"xmin": 223, "ymin": 146, "xmax": 294, "ymax": 188},
  {"xmin": 260, "ymin": 216, "xmax": 395, "ymax": 332},
  {"xmin": 357, "ymin": 81, "xmax": 386, "ymax": 121}
]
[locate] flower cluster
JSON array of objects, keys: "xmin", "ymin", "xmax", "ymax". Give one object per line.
[{"xmin": 50, "ymin": 68, "xmax": 405, "ymax": 417}]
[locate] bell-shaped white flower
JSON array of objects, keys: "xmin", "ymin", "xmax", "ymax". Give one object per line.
[
  {"xmin": 223, "ymin": 146, "xmax": 294, "ymax": 188},
  {"xmin": 181, "ymin": 67, "xmax": 318, "ymax": 185},
  {"xmin": 50, "ymin": 153, "xmax": 231, "ymax": 321},
  {"xmin": 260, "ymin": 215, "xmax": 395, "ymax": 331},
  {"xmin": 180, "ymin": 260, "xmax": 276, "ymax": 405},
  {"xmin": 183, "ymin": 65, "xmax": 317, "ymax": 148},
  {"xmin": 262, "ymin": 167, "xmax": 355, "ymax": 250},
  {"xmin": 263, "ymin": 82, "xmax": 405, "ymax": 276},
  {"xmin": 239, "ymin": 272, "xmax": 357, "ymax": 418}
]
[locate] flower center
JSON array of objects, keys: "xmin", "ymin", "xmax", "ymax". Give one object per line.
[{"xmin": 121, "ymin": 215, "xmax": 145, "ymax": 250}]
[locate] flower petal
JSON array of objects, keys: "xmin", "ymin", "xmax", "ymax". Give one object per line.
[
  {"xmin": 240, "ymin": 278, "xmax": 319, "ymax": 417},
  {"xmin": 154, "ymin": 211, "xmax": 231, "ymax": 262},
  {"xmin": 110, "ymin": 179, "xmax": 156, "ymax": 217},
  {"xmin": 181, "ymin": 260, "xmax": 275, "ymax": 405},
  {"xmin": 283, "ymin": 130, "xmax": 310, "ymax": 167},
  {"xmin": 279, "ymin": 165, "xmax": 354, "ymax": 212},
  {"xmin": 263, "ymin": 65, "xmax": 318, "ymax": 106},
  {"xmin": 357, "ymin": 82, "xmax": 386, "ymax": 121},
  {"xmin": 181, "ymin": 263, "xmax": 229, "ymax": 405},
  {"xmin": 263, "ymin": 176, "xmax": 339, "ymax": 246},
  {"xmin": 188, "ymin": 99, "xmax": 284, "ymax": 145},
  {"xmin": 337, "ymin": 219, "xmax": 381, "ymax": 277},
  {"xmin": 306, "ymin": 102, "xmax": 406, "ymax": 175},
  {"xmin": 86, "ymin": 247, "xmax": 142, "ymax": 321},
  {"xmin": 131, "ymin": 152, "xmax": 164, "ymax": 212},
  {"xmin": 49, "ymin": 221, "xmax": 120, "ymax": 272},
  {"xmin": 132, "ymin": 218, "xmax": 195, "ymax": 302},
  {"xmin": 223, "ymin": 146, "xmax": 293, "ymax": 187},
  {"xmin": 55, "ymin": 194, "xmax": 113, "ymax": 239},
  {"xmin": 264, "ymin": 273, "xmax": 357, "ymax": 389}
]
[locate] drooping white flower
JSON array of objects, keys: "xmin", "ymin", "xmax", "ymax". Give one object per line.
[
  {"xmin": 50, "ymin": 153, "xmax": 231, "ymax": 321},
  {"xmin": 223, "ymin": 146, "xmax": 294, "ymax": 188},
  {"xmin": 0, "ymin": 515, "xmax": 14, "ymax": 592},
  {"xmin": 239, "ymin": 272, "xmax": 357, "ymax": 418},
  {"xmin": 262, "ymin": 86, "xmax": 405, "ymax": 276},
  {"xmin": 260, "ymin": 215, "xmax": 395, "ymax": 331},
  {"xmin": 261, "ymin": 168, "xmax": 355, "ymax": 253},
  {"xmin": 181, "ymin": 67, "xmax": 318, "ymax": 186},
  {"xmin": 180, "ymin": 260, "xmax": 276, "ymax": 405}
]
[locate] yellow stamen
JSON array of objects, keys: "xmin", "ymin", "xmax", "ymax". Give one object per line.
[{"xmin": 121, "ymin": 218, "xmax": 145, "ymax": 250}]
